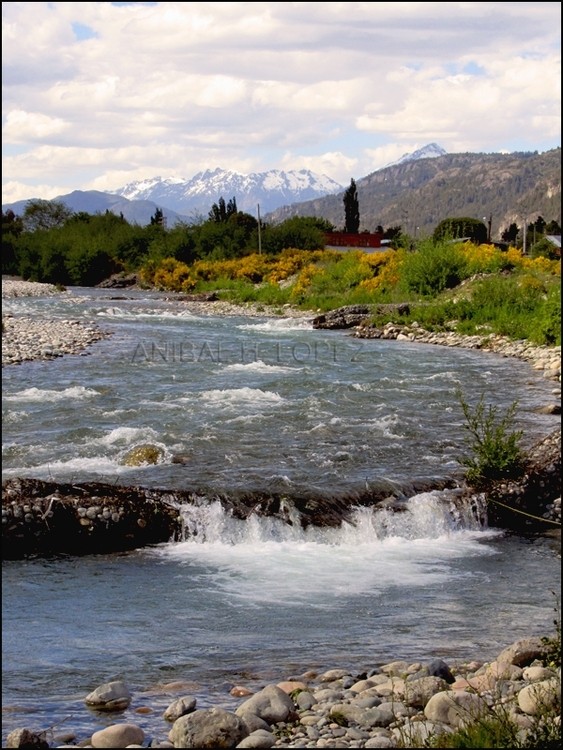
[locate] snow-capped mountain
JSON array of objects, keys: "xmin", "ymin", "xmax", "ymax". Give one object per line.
[
  {"xmin": 385, "ymin": 143, "xmax": 447, "ymax": 168},
  {"xmin": 115, "ymin": 168, "xmax": 344, "ymax": 217}
]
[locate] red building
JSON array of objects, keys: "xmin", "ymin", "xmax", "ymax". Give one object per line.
[{"xmin": 324, "ymin": 231, "xmax": 383, "ymax": 249}]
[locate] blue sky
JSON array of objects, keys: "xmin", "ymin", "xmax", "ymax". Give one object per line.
[{"xmin": 2, "ymin": 1, "xmax": 560, "ymax": 203}]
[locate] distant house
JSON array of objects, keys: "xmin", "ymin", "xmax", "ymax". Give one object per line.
[
  {"xmin": 324, "ymin": 231, "xmax": 383, "ymax": 251},
  {"xmin": 545, "ymin": 235, "xmax": 561, "ymax": 257}
]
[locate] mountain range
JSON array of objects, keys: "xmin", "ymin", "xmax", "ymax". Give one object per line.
[
  {"xmin": 268, "ymin": 148, "xmax": 561, "ymax": 238},
  {"xmin": 2, "ymin": 168, "xmax": 345, "ymax": 228},
  {"xmin": 3, "ymin": 144, "xmax": 560, "ymax": 238}
]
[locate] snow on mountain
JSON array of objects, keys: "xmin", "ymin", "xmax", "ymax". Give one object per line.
[
  {"xmin": 114, "ymin": 168, "xmax": 344, "ymax": 217},
  {"xmin": 385, "ymin": 143, "xmax": 447, "ymax": 169}
]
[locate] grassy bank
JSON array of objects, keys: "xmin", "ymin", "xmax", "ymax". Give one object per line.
[{"xmin": 140, "ymin": 241, "xmax": 561, "ymax": 347}]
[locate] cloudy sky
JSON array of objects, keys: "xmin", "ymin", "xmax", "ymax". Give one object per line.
[{"xmin": 2, "ymin": 1, "xmax": 561, "ymax": 204}]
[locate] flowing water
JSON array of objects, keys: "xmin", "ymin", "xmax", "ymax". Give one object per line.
[{"xmin": 1, "ymin": 287, "xmax": 560, "ymax": 744}]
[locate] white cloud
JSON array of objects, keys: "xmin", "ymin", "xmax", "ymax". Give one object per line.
[{"xmin": 2, "ymin": 1, "xmax": 560, "ymax": 202}]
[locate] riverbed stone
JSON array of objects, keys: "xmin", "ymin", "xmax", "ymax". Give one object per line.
[
  {"xmin": 90, "ymin": 722, "xmax": 144, "ymax": 748},
  {"xmin": 236, "ymin": 685, "xmax": 297, "ymax": 725},
  {"xmin": 163, "ymin": 695, "xmax": 197, "ymax": 721},
  {"xmin": 236, "ymin": 728, "xmax": 277, "ymax": 748},
  {"xmin": 84, "ymin": 680, "xmax": 132, "ymax": 711},
  {"xmin": 5, "ymin": 728, "xmax": 49, "ymax": 749},
  {"xmin": 424, "ymin": 690, "xmax": 488, "ymax": 727},
  {"xmin": 496, "ymin": 637, "xmax": 547, "ymax": 667},
  {"xmin": 517, "ymin": 678, "xmax": 561, "ymax": 715},
  {"xmin": 169, "ymin": 706, "xmax": 248, "ymax": 749}
]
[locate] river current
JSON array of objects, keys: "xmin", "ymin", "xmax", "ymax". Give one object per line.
[{"xmin": 1, "ymin": 287, "xmax": 560, "ymax": 744}]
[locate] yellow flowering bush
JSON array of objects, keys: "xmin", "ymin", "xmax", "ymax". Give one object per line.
[
  {"xmin": 152, "ymin": 258, "xmax": 194, "ymax": 291},
  {"xmin": 521, "ymin": 255, "xmax": 561, "ymax": 276},
  {"xmin": 233, "ymin": 253, "xmax": 271, "ymax": 282},
  {"xmin": 372, "ymin": 248, "xmax": 405, "ymax": 291},
  {"xmin": 290, "ymin": 263, "xmax": 322, "ymax": 301}
]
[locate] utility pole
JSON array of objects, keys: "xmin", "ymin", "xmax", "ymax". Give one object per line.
[{"xmin": 257, "ymin": 204, "xmax": 262, "ymax": 254}]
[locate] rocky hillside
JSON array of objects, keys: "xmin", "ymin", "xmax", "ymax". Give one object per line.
[{"xmin": 267, "ymin": 148, "xmax": 561, "ymax": 239}]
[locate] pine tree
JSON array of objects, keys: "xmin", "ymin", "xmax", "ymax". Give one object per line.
[{"xmin": 343, "ymin": 179, "xmax": 360, "ymax": 233}]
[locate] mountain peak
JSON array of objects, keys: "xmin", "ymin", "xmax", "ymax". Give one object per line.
[
  {"xmin": 114, "ymin": 168, "xmax": 344, "ymax": 216},
  {"xmin": 385, "ymin": 143, "xmax": 447, "ymax": 168}
]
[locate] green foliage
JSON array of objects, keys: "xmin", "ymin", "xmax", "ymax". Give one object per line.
[
  {"xmin": 1, "ymin": 210, "xmax": 24, "ymax": 274},
  {"xmin": 456, "ymin": 390, "xmax": 524, "ymax": 487},
  {"xmin": 541, "ymin": 595, "xmax": 561, "ymax": 669},
  {"xmin": 428, "ymin": 709, "xmax": 521, "ymax": 748},
  {"xmin": 449, "ymin": 274, "xmax": 561, "ymax": 346},
  {"xmin": 329, "ymin": 710, "xmax": 349, "ymax": 727},
  {"xmin": 22, "ymin": 199, "xmax": 74, "ymax": 232},
  {"xmin": 260, "ymin": 216, "xmax": 326, "ymax": 254},
  {"xmin": 532, "ymin": 282, "xmax": 561, "ymax": 345},
  {"xmin": 208, "ymin": 196, "xmax": 238, "ymax": 223},
  {"xmin": 530, "ymin": 236, "xmax": 561, "ymax": 260},
  {"xmin": 398, "ymin": 238, "xmax": 469, "ymax": 297},
  {"xmin": 433, "ymin": 217, "xmax": 488, "ymax": 244}
]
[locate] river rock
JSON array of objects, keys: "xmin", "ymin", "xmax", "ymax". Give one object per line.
[
  {"xmin": 496, "ymin": 636, "xmax": 547, "ymax": 666},
  {"xmin": 90, "ymin": 722, "xmax": 144, "ymax": 748},
  {"xmin": 424, "ymin": 690, "xmax": 488, "ymax": 727},
  {"xmin": 235, "ymin": 684, "xmax": 297, "ymax": 725},
  {"xmin": 236, "ymin": 728, "xmax": 277, "ymax": 748},
  {"xmin": 169, "ymin": 706, "xmax": 248, "ymax": 749},
  {"xmin": 517, "ymin": 678, "xmax": 561, "ymax": 715},
  {"xmin": 4, "ymin": 728, "xmax": 49, "ymax": 749},
  {"xmin": 84, "ymin": 680, "xmax": 132, "ymax": 711},
  {"xmin": 163, "ymin": 695, "xmax": 197, "ymax": 722},
  {"xmin": 120, "ymin": 443, "xmax": 164, "ymax": 466}
]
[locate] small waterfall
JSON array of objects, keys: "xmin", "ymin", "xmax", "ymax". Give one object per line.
[{"xmin": 176, "ymin": 488, "xmax": 489, "ymax": 545}]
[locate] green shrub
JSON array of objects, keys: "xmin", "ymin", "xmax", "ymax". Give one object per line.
[
  {"xmin": 457, "ymin": 390, "xmax": 524, "ymax": 487},
  {"xmin": 528, "ymin": 282, "xmax": 561, "ymax": 345},
  {"xmin": 399, "ymin": 239, "xmax": 469, "ymax": 297}
]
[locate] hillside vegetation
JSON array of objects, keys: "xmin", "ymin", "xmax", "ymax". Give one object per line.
[{"xmin": 267, "ymin": 149, "xmax": 562, "ymax": 238}]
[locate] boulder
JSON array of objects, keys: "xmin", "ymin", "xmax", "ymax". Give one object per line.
[
  {"xmin": 90, "ymin": 723, "xmax": 144, "ymax": 748},
  {"xmin": 169, "ymin": 706, "xmax": 247, "ymax": 749},
  {"xmin": 5, "ymin": 728, "xmax": 49, "ymax": 749},
  {"xmin": 163, "ymin": 695, "xmax": 197, "ymax": 722},
  {"xmin": 424, "ymin": 690, "xmax": 488, "ymax": 728},
  {"xmin": 517, "ymin": 678, "xmax": 561, "ymax": 715},
  {"xmin": 120, "ymin": 443, "xmax": 164, "ymax": 466},
  {"xmin": 236, "ymin": 684, "xmax": 297, "ymax": 725},
  {"xmin": 84, "ymin": 680, "xmax": 132, "ymax": 711}
]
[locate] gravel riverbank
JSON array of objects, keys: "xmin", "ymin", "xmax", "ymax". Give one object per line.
[
  {"xmin": 5, "ymin": 635, "xmax": 561, "ymax": 749},
  {"xmin": 2, "ymin": 280, "xmax": 110, "ymax": 366}
]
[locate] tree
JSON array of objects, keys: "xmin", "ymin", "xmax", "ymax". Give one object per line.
[
  {"xmin": 343, "ymin": 179, "xmax": 360, "ymax": 233},
  {"xmin": 501, "ymin": 222, "xmax": 519, "ymax": 244},
  {"xmin": 209, "ymin": 196, "xmax": 238, "ymax": 223},
  {"xmin": 22, "ymin": 199, "xmax": 73, "ymax": 232},
  {"xmin": 433, "ymin": 217, "xmax": 487, "ymax": 244},
  {"xmin": 2, "ymin": 209, "xmax": 24, "ymax": 274},
  {"xmin": 150, "ymin": 207, "xmax": 165, "ymax": 226}
]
